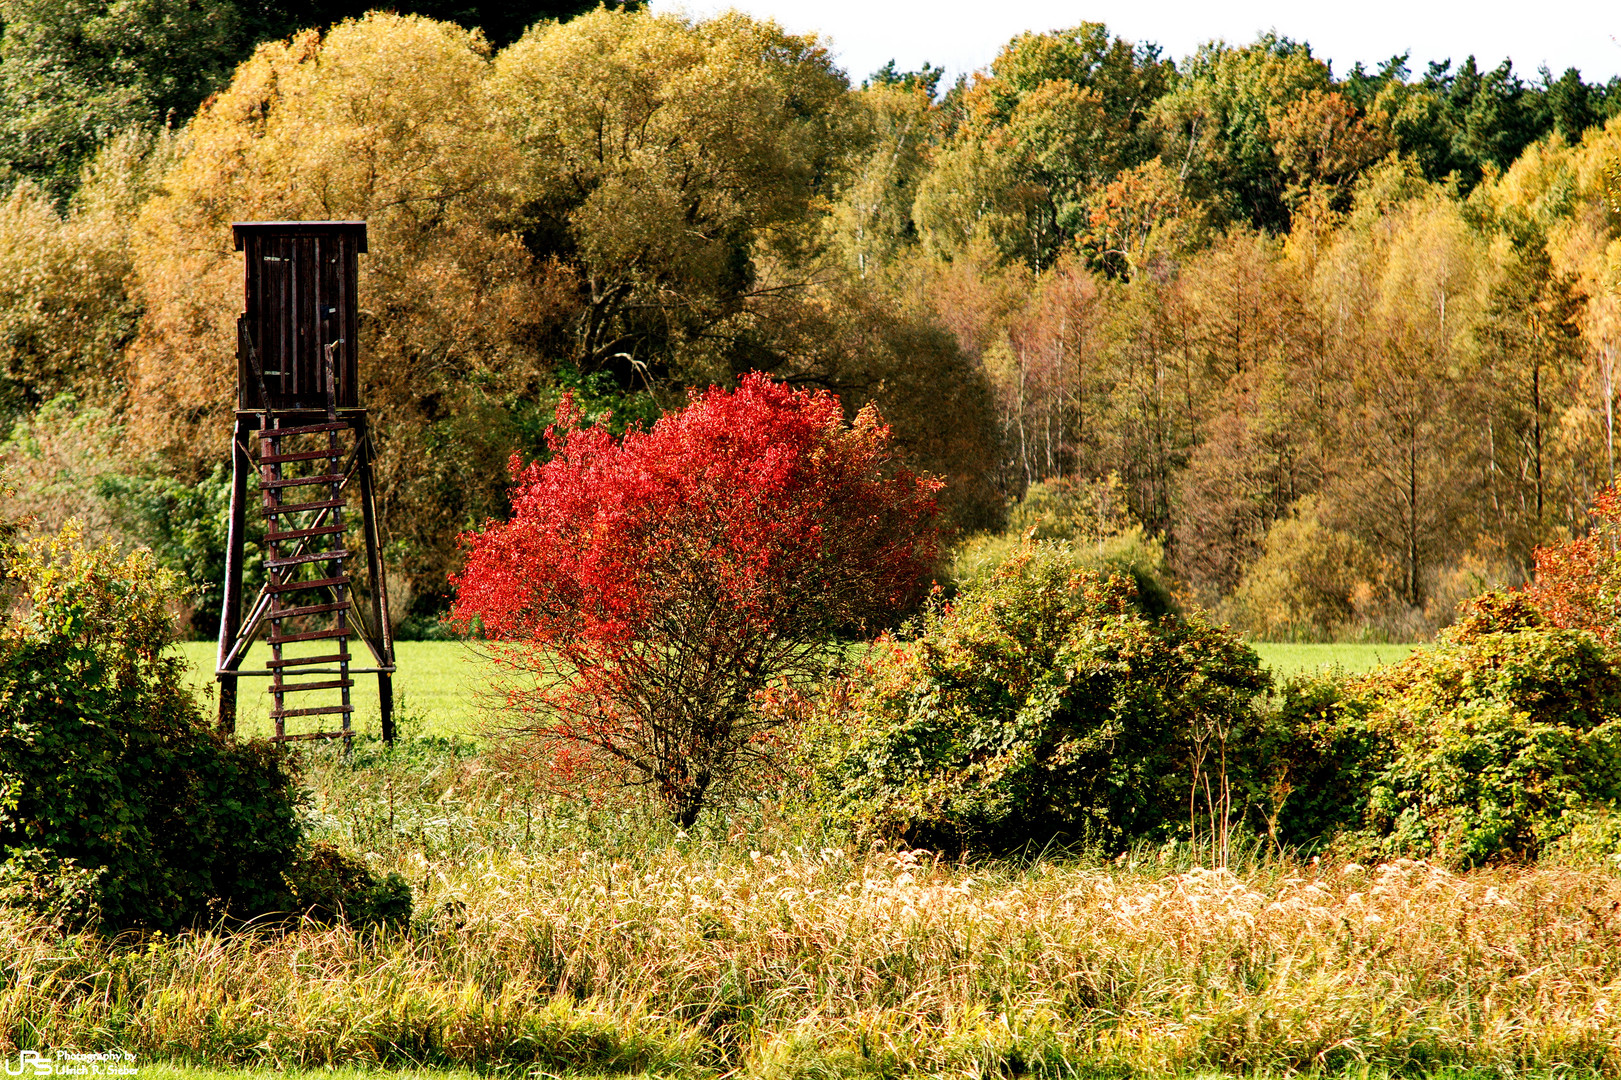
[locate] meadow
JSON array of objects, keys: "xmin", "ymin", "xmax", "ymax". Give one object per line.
[
  {"xmin": 6, "ymin": 731, "xmax": 1621, "ymax": 1079},
  {"xmin": 1251, "ymin": 642, "xmax": 1422, "ymax": 680},
  {"xmin": 176, "ymin": 641, "xmax": 1423, "ymax": 742},
  {"xmin": 10, "ymin": 4, "xmax": 1618, "ymax": 1074},
  {"xmin": 14, "ymin": 638, "xmax": 1621, "ymax": 1080},
  {"xmin": 177, "ymin": 641, "xmax": 497, "ymax": 740}
]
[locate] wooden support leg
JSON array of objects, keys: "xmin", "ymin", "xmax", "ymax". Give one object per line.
[
  {"xmin": 356, "ymin": 416, "xmax": 397, "ymax": 744},
  {"xmin": 217, "ymin": 672, "xmax": 239, "ymax": 735},
  {"xmin": 379, "ymin": 673, "xmax": 395, "ymax": 745},
  {"xmin": 216, "ymin": 415, "xmax": 252, "ymax": 733}
]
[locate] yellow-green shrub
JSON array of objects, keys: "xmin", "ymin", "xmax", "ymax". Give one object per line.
[
  {"xmin": 950, "ymin": 475, "xmax": 1175, "ymax": 613},
  {"xmin": 812, "ymin": 544, "xmax": 1268, "ymax": 853},
  {"xmin": 1354, "ymin": 592, "xmax": 1621, "ymax": 865},
  {"xmin": 1228, "ymin": 496, "xmax": 1390, "ymax": 640},
  {"xmin": 0, "ymin": 523, "xmax": 409, "ymax": 931}
]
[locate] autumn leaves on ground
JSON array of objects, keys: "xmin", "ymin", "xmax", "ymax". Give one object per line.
[{"xmin": 6, "ymin": 2, "xmax": 1621, "ymax": 1077}]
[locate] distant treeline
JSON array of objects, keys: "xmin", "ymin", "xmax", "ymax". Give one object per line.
[{"xmin": 2, "ymin": 4, "xmax": 1619, "ymax": 639}]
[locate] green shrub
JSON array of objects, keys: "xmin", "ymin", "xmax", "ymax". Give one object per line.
[
  {"xmin": 284, "ymin": 842, "xmax": 413, "ymax": 930},
  {"xmin": 1351, "ymin": 591, "xmax": 1621, "ymax": 866},
  {"xmin": 1546, "ymin": 803, "xmax": 1621, "ymax": 865},
  {"xmin": 1235, "ymin": 592, "xmax": 1621, "ymax": 864},
  {"xmin": 950, "ymin": 475, "xmax": 1176, "ymax": 615},
  {"xmin": 0, "ymin": 523, "xmax": 403, "ymax": 931},
  {"xmin": 97, "ymin": 463, "xmax": 265, "ymax": 639},
  {"xmin": 1244, "ymin": 672, "xmax": 1382, "ymax": 850},
  {"xmin": 810, "ymin": 544, "xmax": 1269, "ymax": 853}
]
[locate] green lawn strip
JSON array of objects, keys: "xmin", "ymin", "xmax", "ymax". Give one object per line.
[
  {"xmin": 176, "ymin": 640, "xmax": 1427, "ymax": 743},
  {"xmin": 1251, "ymin": 640, "xmax": 1422, "ymax": 679},
  {"xmin": 174, "ymin": 640, "xmax": 498, "ymax": 742}
]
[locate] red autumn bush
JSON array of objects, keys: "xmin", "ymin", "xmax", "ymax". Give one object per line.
[
  {"xmin": 452, "ymin": 373, "xmax": 942, "ymax": 826},
  {"xmin": 1524, "ymin": 486, "xmax": 1621, "ymax": 647}
]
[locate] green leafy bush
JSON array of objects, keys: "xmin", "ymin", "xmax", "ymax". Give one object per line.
[
  {"xmin": 285, "ymin": 842, "xmax": 413, "ymax": 930},
  {"xmin": 1244, "ymin": 672, "xmax": 1382, "ymax": 850},
  {"xmin": 1230, "ymin": 592, "xmax": 1621, "ymax": 864},
  {"xmin": 811, "ymin": 544, "xmax": 1269, "ymax": 853},
  {"xmin": 1351, "ymin": 592, "xmax": 1621, "ymax": 866},
  {"xmin": 950, "ymin": 475, "xmax": 1176, "ymax": 615},
  {"xmin": 0, "ymin": 524, "xmax": 303, "ymax": 930},
  {"xmin": 97, "ymin": 463, "xmax": 264, "ymax": 639},
  {"xmin": 0, "ymin": 523, "xmax": 407, "ymax": 931}
]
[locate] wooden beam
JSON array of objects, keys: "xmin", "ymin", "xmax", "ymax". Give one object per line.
[
  {"xmin": 216, "ymin": 415, "xmax": 251, "ymax": 733},
  {"xmin": 357, "ymin": 415, "xmax": 397, "ymax": 744}
]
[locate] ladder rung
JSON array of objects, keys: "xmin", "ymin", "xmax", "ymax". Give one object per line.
[
  {"xmin": 266, "ymin": 575, "xmax": 347, "ymax": 593},
  {"xmin": 267, "ymin": 652, "xmax": 350, "ymax": 668},
  {"xmin": 266, "ymin": 421, "xmax": 349, "ymax": 437},
  {"xmin": 273, "ymin": 678, "xmax": 354, "ymax": 693},
  {"xmin": 268, "ymin": 626, "xmax": 352, "ymax": 645},
  {"xmin": 271, "ymin": 705, "xmax": 354, "ymax": 719},
  {"xmin": 267, "ymin": 523, "xmax": 345, "ymax": 543},
  {"xmin": 266, "ymin": 549, "xmax": 351, "ymax": 569},
  {"xmin": 264, "ymin": 498, "xmax": 345, "ymax": 517},
  {"xmin": 260, "ymin": 448, "xmax": 342, "ymax": 466},
  {"xmin": 219, "ymin": 666, "xmax": 391, "ymax": 676},
  {"xmin": 270, "ymin": 600, "xmax": 351, "ymax": 620},
  {"xmin": 272, "ymin": 731, "xmax": 354, "ymax": 742},
  {"xmin": 263, "ymin": 473, "xmax": 345, "ymax": 490}
]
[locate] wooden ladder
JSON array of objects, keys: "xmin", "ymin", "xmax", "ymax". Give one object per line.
[{"xmin": 258, "ymin": 414, "xmax": 356, "ymax": 742}]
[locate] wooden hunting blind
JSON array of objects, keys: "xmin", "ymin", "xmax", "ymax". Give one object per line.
[
  {"xmin": 216, "ymin": 221, "xmax": 397, "ymax": 743},
  {"xmin": 233, "ymin": 221, "xmax": 364, "ymax": 411}
]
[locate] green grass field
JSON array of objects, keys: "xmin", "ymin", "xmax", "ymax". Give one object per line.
[
  {"xmin": 1252, "ymin": 640, "xmax": 1422, "ymax": 679},
  {"xmin": 177, "ymin": 640, "xmax": 1423, "ymax": 741},
  {"xmin": 176, "ymin": 641, "xmax": 498, "ymax": 741}
]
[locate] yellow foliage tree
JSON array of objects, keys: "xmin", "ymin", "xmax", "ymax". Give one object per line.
[
  {"xmin": 490, "ymin": 8, "xmax": 848, "ymax": 382},
  {"xmin": 0, "ymin": 131, "xmax": 171, "ymax": 411},
  {"xmin": 126, "ymin": 14, "xmax": 576, "ymax": 596}
]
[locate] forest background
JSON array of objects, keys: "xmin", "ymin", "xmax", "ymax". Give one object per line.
[{"xmin": 4, "ymin": 0, "xmax": 1621, "ymax": 642}]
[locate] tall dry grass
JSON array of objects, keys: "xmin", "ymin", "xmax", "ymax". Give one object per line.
[{"xmin": 4, "ymin": 738, "xmax": 1621, "ymax": 1078}]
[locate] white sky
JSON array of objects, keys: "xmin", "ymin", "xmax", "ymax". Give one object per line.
[{"xmin": 650, "ymin": 0, "xmax": 1621, "ymax": 87}]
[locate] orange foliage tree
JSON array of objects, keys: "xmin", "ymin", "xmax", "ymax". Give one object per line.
[{"xmin": 1524, "ymin": 486, "xmax": 1621, "ymax": 646}]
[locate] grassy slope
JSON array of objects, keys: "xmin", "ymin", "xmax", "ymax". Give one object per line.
[{"xmin": 177, "ymin": 641, "xmax": 1422, "ymax": 740}]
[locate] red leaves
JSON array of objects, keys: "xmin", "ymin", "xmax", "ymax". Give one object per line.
[
  {"xmin": 450, "ymin": 373, "xmax": 943, "ymax": 822},
  {"xmin": 1524, "ymin": 486, "xmax": 1621, "ymax": 647}
]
